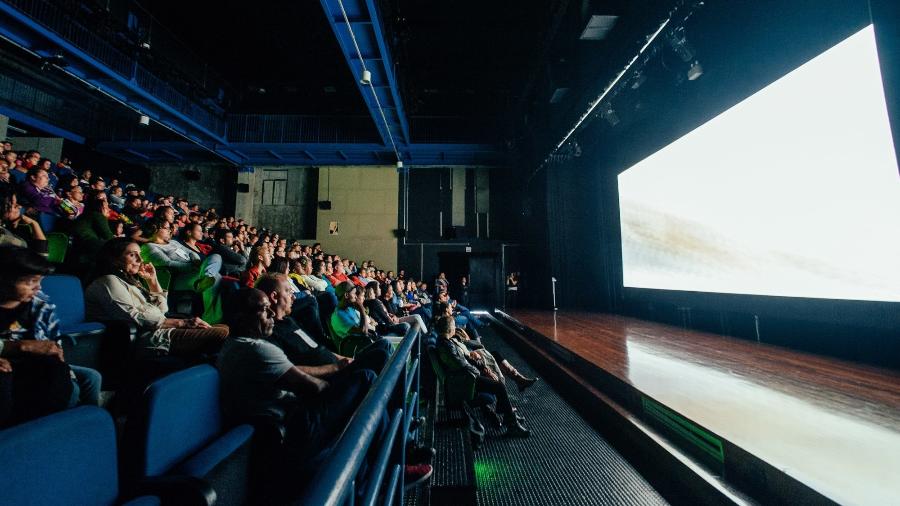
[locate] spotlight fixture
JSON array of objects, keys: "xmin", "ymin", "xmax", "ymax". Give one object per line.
[
  {"xmin": 631, "ymin": 70, "xmax": 647, "ymax": 89},
  {"xmin": 687, "ymin": 60, "xmax": 704, "ymax": 81},
  {"xmin": 601, "ymin": 106, "xmax": 620, "ymax": 127},
  {"xmin": 139, "ymin": 114, "xmax": 150, "ymax": 126},
  {"xmin": 139, "ymin": 41, "xmax": 151, "ymax": 50},
  {"xmin": 669, "ymin": 26, "xmax": 695, "ymax": 62},
  {"xmin": 360, "ymin": 69, "xmax": 372, "ymax": 85},
  {"xmin": 396, "ymin": 160, "xmax": 403, "ymax": 169}
]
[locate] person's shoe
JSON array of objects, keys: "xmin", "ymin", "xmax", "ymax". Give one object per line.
[
  {"xmin": 404, "ymin": 463, "xmax": 433, "ymax": 490},
  {"xmin": 484, "ymin": 406, "xmax": 503, "ymax": 428},
  {"xmin": 193, "ymin": 275, "xmax": 216, "ymax": 293},
  {"xmin": 406, "ymin": 445, "xmax": 436, "ymax": 464},
  {"xmin": 500, "ymin": 361, "xmax": 538, "ymax": 392},
  {"xmin": 503, "ymin": 414, "xmax": 530, "ymax": 438}
]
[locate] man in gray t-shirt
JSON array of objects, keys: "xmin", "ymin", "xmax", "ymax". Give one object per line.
[
  {"xmin": 217, "ymin": 289, "xmax": 376, "ymax": 452},
  {"xmin": 217, "ymin": 336, "xmax": 296, "ymax": 422}
]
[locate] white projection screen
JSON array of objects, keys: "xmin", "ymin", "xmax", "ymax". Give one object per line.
[{"xmin": 618, "ymin": 25, "xmax": 900, "ymax": 303}]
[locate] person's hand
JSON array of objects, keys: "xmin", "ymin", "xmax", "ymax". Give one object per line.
[
  {"xmin": 469, "ymin": 350, "xmax": 482, "ymax": 361},
  {"xmin": 0, "ymin": 358, "xmax": 12, "ymax": 373},
  {"xmin": 336, "ymin": 356, "xmax": 353, "ymax": 369},
  {"xmin": 312, "ymin": 377, "xmax": 329, "ymax": 394},
  {"xmin": 181, "ymin": 317, "xmax": 211, "ymax": 329},
  {"xmin": 20, "ymin": 340, "xmax": 64, "ymax": 361},
  {"xmin": 137, "ymin": 262, "xmax": 156, "ymax": 280},
  {"xmin": 451, "ymin": 300, "xmax": 457, "ymax": 308},
  {"xmin": 484, "ymin": 369, "xmax": 499, "ymax": 382}
]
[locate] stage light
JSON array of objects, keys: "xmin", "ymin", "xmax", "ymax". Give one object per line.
[
  {"xmin": 669, "ymin": 26, "xmax": 695, "ymax": 62},
  {"xmin": 139, "ymin": 114, "xmax": 150, "ymax": 126},
  {"xmin": 360, "ymin": 69, "xmax": 372, "ymax": 85},
  {"xmin": 602, "ymin": 106, "xmax": 620, "ymax": 126},
  {"xmin": 396, "ymin": 160, "xmax": 403, "ymax": 169},
  {"xmin": 687, "ymin": 60, "xmax": 704, "ymax": 81},
  {"xmin": 631, "ymin": 70, "xmax": 647, "ymax": 89}
]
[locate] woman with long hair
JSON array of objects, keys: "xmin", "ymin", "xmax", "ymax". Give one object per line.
[{"xmin": 84, "ymin": 237, "xmax": 228, "ymax": 358}]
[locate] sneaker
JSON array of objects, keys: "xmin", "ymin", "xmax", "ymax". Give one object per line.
[
  {"xmin": 404, "ymin": 463, "xmax": 433, "ymax": 490},
  {"xmin": 406, "ymin": 445, "xmax": 436, "ymax": 464}
]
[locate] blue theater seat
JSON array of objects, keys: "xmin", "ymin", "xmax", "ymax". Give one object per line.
[
  {"xmin": 41, "ymin": 275, "xmax": 107, "ymax": 370},
  {"xmin": 123, "ymin": 365, "xmax": 254, "ymax": 506},
  {"xmin": 0, "ymin": 406, "xmax": 160, "ymax": 506}
]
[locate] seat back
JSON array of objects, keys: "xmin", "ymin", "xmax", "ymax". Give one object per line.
[
  {"xmin": 0, "ymin": 406, "xmax": 119, "ymax": 506},
  {"xmin": 427, "ymin": 344, "xmax": 477, "ymax": 406},
  {"xmin": 40, "ymin": 274, "xmax": 85, "ymax": 326},
  {"xmin": 132, "ymin": 365, "xmax": 224, "ymax": 478},
  {"xmin": 46, "ymin": 232, "xmax": 69, "ymax": 263}
]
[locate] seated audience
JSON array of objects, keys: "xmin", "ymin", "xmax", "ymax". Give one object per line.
[
  {"xmin": 18, "ymin": 167, "xmax": 60, "ymax": 232},
  {"xmin": 363, "ymin": 281, "xmax": 411, "ymax": 337},
  {"xmin": 255, "ymin": 274, "xmax": 390, "ymax": 373},
  {"xmin": 0, "ymin": 246, "xmax": 101, "ymax": 427},
  {"xmin": 70, "ymin": 189, "xmax": 114, "ymax": 264},
  {"xmin": 216, "ymin": 288, "xmax": 376, "ymax": 460},
  {"xmin": 212, "ymin": 227, "xmax": 248, "ymax": 276},
  {"xmin": 433, "ymin": 300, "xmax": 535, "ymax": 391},
  {"xmin": 142, "ymin": 218, "xmax": 225, "ymax": 323},
  {"xmin": 0, "ymin": 185, "xmax": 47, "ymax": 255},
  {"xmin": 85, "ymin": 238, "xmax": 228, "ymax": 357},
  {"xmin": 241, "ymin": 244, "xmax": 270, "ymax": 288},
  {"xmin": 435, "ymin": 315, "xmax": 530, "ymax": 437}
]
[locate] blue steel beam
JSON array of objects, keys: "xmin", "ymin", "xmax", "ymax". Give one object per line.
[
  {"xmin": 96, "ymin": 141, "xmax": 506, "ymax": 167},
  {"xmin": 0, "ymin": 1, "xmax": 239, "ymax": 164},
  {"xmin": 320, "ymin": 0, "xmax": 411, "ymax": 152}
]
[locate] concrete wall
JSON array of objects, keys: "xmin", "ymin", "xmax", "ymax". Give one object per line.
[
  {"xmin": 234, "ymin": 166, "xmax": 318, "ymax": 240},
  {"xmin": 315, "ymin": 166, "xmax": 398, "ymax": 271},
  {"xmin": 7, "ymin": 136, "xmax": 63, "ymax": 162},
  {"xmin": 146, "ymin": 163, "xmax": 236, "ymax": 215}
]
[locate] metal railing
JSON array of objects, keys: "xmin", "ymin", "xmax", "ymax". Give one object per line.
[
  {"xmin": 298, "ymin": 327, "xmax": 422, "ymax": 506},
  {"xmin": 3, "ymin": 0, "xmax": 226, "ymax": 136}
]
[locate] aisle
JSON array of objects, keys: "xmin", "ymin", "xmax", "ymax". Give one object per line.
[{"xmin": 473, "ymin": 325, "xmax": 668, "ymax": 506}]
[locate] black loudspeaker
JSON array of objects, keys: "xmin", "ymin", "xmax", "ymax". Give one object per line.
[
  {"xmin": 183, "ymin": 170, "xmax": 201, "ymax": 181},
  {"xmin": 236, "ymin": 183, "xmax": 250, "ymax": 193},
  {"xmin": 318, "ymin": 200, "xmax": 332, "ymax": 210},
  {"xmin": 393, "ymin": 228, "xmax": 406, "ymax": 238}
]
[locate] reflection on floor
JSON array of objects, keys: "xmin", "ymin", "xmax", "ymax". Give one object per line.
[
  {"xmin": 507, "ymin": 310, "xmax": 900, "ymax": 505},
  {"xmin": 473, "ymin": 325, "xmax": 668, "ymax": 506}
]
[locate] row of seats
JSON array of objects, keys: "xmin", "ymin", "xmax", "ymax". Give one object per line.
[{"xmin": 0, "ymin": 365, "xmax": 253, "ymax": 506}]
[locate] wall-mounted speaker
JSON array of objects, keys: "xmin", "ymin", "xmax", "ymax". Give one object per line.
[
  {"xmin": 183, "ymin": 170, "xmax": 201, "ymax": 181},
  {"xmin": 393, "ymin": 228, "xmax": 407, "ymax": 238},
  {"xmin": 236, "ymin": 183, "xmax": 250, "ymax": 193},
  {"xmin": 318, "ymin": 200, "xmax": 332, "ymax": 210}
]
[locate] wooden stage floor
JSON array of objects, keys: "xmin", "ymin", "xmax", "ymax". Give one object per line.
[{"xmin": 503, "ymin": 310, "xmax": 900, "ymax": 505}]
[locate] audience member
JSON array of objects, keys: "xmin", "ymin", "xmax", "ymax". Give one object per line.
[
  {"xmin": 435, "ymin": 315, "xmax": 530, "ymax": 437},
  {"xmin": 0, "ymin": 246, "xmax": 102, "ymax": 427},
  {"xmin": 85, "ymin": 238, "xmax": 228, "ymax": 357}
]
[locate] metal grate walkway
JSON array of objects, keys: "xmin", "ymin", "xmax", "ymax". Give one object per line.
[{"xmin": 471, "ymin": 324, "xmax": 669, "ymax": 506}]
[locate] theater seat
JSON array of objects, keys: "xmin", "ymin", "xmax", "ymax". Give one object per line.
[
  {"xmin": 123, "ymin": 365, "xmax": 254, "ymax": 506},
  {"xmin": 46, "ymin": 232, "xmax": 69, "ymax": 264},
  {"xmin": 0, "ymin": 406, "xmax": 163, "ymax": 506},
  {"xmin": 426, "ymin": 344, "xmax": 496, "ymax": 446},
  {"xmin": 41, "ymin": 275, "xmax": 106, "ymax": 370}
]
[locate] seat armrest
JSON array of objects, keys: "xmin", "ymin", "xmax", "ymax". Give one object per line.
[{"xmin": 125, "ymin": 475, "xmax": 216, "ymax": 506}]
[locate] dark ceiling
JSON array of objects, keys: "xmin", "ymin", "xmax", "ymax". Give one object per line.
[{"xmin": 136, "ymin": 1, "xmax": 674, "ymax": 133}]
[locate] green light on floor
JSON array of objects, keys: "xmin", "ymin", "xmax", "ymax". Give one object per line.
[{"xmin": 474, "ymin": 459, "xmax": 506, "ymax": 484}]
